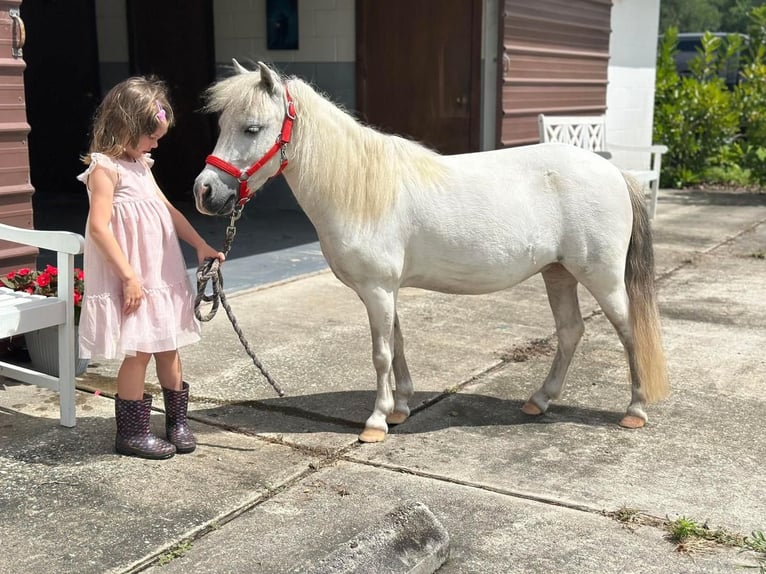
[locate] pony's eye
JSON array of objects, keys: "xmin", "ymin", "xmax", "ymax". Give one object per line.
[{"xmin": 245, "ymin": 124, "xmax": 261, "ymax": 134}]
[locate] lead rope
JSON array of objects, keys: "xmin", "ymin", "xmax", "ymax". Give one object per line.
[{"xmin": 194, "ymin": 205, "xmax": 285, "ymax": 397}]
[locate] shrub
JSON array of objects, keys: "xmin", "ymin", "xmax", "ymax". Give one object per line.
[
  {"xmin": 655, "ymin": 6, "xmax": 766, "ymax": 189},
  {"xmin": 654, "ymin": 28, "xmax": 741, "ymax": 188}
]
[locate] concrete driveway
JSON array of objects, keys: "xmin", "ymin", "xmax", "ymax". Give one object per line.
[{"xmin": 1, "ymin": 187, "xmax": 764, "ymax": 573}]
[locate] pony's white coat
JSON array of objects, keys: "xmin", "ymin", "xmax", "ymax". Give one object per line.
[{"xmin": 194, "ymin": 62, "xmax": 668, "ymax": 442}]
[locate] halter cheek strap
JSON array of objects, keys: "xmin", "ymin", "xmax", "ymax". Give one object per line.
[{"xmin": 205, "ymin": 85, "xmax": 296, "ymax": 207}]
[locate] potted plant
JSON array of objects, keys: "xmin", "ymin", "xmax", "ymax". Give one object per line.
[{"xmin": 1, "ymin": 264, "xmax": 88, "ymax": 376}]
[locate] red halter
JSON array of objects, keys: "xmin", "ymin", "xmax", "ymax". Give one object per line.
[{"xmin": 205, "ymin": 86, "xmax": 296, "ymax": 207}]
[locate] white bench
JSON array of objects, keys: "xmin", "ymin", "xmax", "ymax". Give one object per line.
[
  {"xmin": 538, "ymin": 114, "xmax": 668, "ymax": 219},
  {"xmin": 0, "ymin": 223, "xmax": 85, "ymax": 427}
]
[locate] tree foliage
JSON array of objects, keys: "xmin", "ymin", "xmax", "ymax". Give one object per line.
[{"xmin": 660, "ymin": 0, "xmax": 766, "ymax": 33}]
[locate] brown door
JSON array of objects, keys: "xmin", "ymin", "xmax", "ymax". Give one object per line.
[
  {"xmin": 126, "ymin": 0, "xmax": 215, "ymax": 203},
  {"xmin": 356, "ymin": 0, "xmax": 482, "ymax": 155}
]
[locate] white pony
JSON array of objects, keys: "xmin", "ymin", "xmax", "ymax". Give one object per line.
[{"xmin": 193, "ymin": 61, "xmax": 669, "ymax": 443}]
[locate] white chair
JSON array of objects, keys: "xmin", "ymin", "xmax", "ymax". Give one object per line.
[
  {"xmin": 538, "ymin": 114, "xmax": 668, "ymax": 219},
  {"xmin": 0, "ymin": 223, "xmax": 85, "ymax": 426}
]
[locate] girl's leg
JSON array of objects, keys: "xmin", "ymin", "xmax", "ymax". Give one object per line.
[
  {"xmin": 155, "ymin": 349, "xmax": 196, "ymax": 454},
  {"xmin": 117, "ymin": 352, "xmax": 152, "ymax": 400},
  {"xmin": 154, "ymin": 349, "xmax": 182, "ymax": 391},
  {"xmin": 114, "ymin": 352, "xmax": 175, "ymax": 459}
]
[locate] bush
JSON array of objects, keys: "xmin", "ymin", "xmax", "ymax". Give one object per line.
[
  {"xmin": 654, "ymin": 29, "xmax": 740, "ymax": 187},
  {"xmin": 732, "ymin": 6, "xmax": 766, "ymax": 184},
  {"xmin": 654, "ymin": 6, "xmax": 766, "ymax": 188}
]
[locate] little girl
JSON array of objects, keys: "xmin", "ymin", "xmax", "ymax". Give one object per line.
[{"xmin": 77, "ymin": 77, "xmax": 224, "ymax": 460}]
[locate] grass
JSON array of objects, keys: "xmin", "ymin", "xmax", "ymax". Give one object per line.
[
  {"xmin": 609, "ymin": 508, "xmax": 765, "ymax": 571},
  {"xmin": 743, "ymin": 531, "xmax": 766, "ymax": 573},
  {"xmin": 665, "ymin": 517, "xmax": 766, "ymax": 571},
  {"xmin": 158, "ymin": 540, "xmax": 194, "ymax": 566},
  {"xmin": 666, "ymin": 516, "xmax": 743, "ymax": 545}
]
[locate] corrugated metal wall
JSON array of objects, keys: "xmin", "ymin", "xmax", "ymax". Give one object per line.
[
  {"xmin": 0, "ymin": 0, "xmax": 34, "ymax": 273},
  {"xmin": 498, "ymin": 0, "xmax": 612, "ymax": 147}
]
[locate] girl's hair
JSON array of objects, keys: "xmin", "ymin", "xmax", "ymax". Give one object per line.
[{"xmin": 83, "ymin": 76, "xmax": 175, "ymax": 164}]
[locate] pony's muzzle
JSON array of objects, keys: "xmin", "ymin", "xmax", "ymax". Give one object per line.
[{"xmin": 193, "ymin": 171, "xmax": 237, "ymax": 215}]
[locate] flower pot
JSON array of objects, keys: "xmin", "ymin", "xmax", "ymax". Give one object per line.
[{"xmin": 25, "ymin": 326, "xmax": 89, "ymax": 377}]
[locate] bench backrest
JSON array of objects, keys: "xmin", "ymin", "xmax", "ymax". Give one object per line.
[{"xmin": 538, "ymin": 114, "xmax": 607, "ymax": 153}]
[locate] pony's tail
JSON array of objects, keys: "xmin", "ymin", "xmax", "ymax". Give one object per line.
[{"xmin": 623, "ymin": 173, "xmax": 669, "ymax": 403}]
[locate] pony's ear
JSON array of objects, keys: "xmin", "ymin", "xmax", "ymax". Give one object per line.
[
  {"xmin": 232, "ymin": 58, "xmax": 250, "ymax": 75},
  {"xmin": 257, "ymin": 61, "xmax": 276, "ymax": 95}
]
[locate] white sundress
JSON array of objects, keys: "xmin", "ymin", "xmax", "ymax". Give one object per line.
[{"xmin": 76, "ymin": 152, "xmax": 200, "ymax": 360}]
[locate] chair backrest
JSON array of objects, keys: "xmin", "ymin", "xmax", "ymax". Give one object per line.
[{"xmin": 538, "ymin": 114, "xmax": 607, "ymax": 153}]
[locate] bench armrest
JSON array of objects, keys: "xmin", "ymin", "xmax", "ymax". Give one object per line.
[
  {"xmin": 607, "ymin": 143, "xmax": 668, "ymax": 155},
  {"xmin": 0, "ymin": 223, "xmax": 84, "ymax": 255}
]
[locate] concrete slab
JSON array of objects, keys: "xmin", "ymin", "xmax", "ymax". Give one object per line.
[
  {"xmin": 0, "ymin": 384, "xmax": 320, "ymax": 574},
  {"xmin": 142, "ymin": 462, "xmax": 751, "ymax": 573},
  {"xmin": 295, "ymin": 500, "xmax": 450, "ymax": 574}
]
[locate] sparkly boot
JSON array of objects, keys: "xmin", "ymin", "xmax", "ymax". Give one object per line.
[
  {"xmin": 162, "ymin": 382, "xmax": 196, "ymax": 454},
  {"xmin": 114, "ymin": 394, "xmax": 176, "ymax": 459}
]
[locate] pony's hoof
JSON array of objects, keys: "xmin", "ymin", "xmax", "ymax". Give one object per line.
[
  {"xmin": 386, "ymin": 411, "xmax": 408, "ymax": 425},
  {"xmin": 619, "ymin": 415, "xmax": 646, "ymax": 429},
  {"xmin": 521, "ymin": 401, "xmax": 543, "ymax": 416},
  {"xmin": 358, "ymin": 428, "xmax": 387, "ymax": 443}
]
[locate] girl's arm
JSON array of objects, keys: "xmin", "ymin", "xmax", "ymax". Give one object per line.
[
  {"xmin": 87, "ymin": 165, "xmax": 144, "ymax": 314},
  {"xmin": 151, "ymin": 177, "xmax": 225, "ymax": 265}
]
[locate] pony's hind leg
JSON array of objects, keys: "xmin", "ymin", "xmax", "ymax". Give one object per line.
[
  {"xmin": 358, "ymin": 286, "xmax": 398, "ymax": 443},
  {"xmin": 387, "ymin": 312, "xmax": 413, "ymax": 425},
  {"xmin": 522, "ymin": 265, "xmax": 584, "ymax": 416},
  {"xmin": 581, "ymin": 279, "xmax": 649, "ymax": 428}
]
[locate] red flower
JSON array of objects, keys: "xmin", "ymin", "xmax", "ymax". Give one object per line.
[
  {"xmin": 1, "ymin": 265, "xmax": 85, "ymax": 324},
  {"xmin": 35, "ymin": 272, "xmax": 52, "ymax": 288}
]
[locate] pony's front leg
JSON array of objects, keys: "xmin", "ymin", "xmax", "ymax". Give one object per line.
[
  {"xmin": 387, "ymin": 312, "xmax": 413, "ymax": 425},
  {"xmin": 358, "ymin": 287, "xmax": 397, "ymax": 443}
]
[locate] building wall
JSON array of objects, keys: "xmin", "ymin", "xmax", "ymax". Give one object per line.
[
  {"xmin": 606, "ymin": 0, "xmax": 662, "ymax": 169},
  {"xmin": 481, "ymin": 0, "xmax": 499, "ymax": 150},
  {"xmin": 498, "ymin": 0, "xmax": 612, "ymax": 148},
  {"xmin": 95, "ymin": 0, "xmax": 356, "ymax": 109},
  {"xmin": 93, "ymin": 0, "xmax": 660, "ymax": 156}
]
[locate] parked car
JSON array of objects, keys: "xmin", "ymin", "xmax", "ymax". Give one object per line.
[{"xmin": 667, "ymin": 32, "xmax": 748, "ymax": 88}]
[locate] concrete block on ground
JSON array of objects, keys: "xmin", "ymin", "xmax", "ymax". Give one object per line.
[{"xmin": 294, "ymin": 501, "xmax": 450, "ymax": 574}]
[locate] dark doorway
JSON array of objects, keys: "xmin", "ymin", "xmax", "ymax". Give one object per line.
[
  {"xmin": 21, "ymin": 0, "xmax": 101, "ymax": 233},
  {"xmin": 356, "ymin": 0, "xmax": 482, "ymax": 155},
  {"xmin": 126, "ymin": 0, "xmax": 216, "ymax": 203}
]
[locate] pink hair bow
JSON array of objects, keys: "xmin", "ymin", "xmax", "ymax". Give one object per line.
[{"xmin": 155, "ymin": 101, "xmax": 167, "ymax": 123}]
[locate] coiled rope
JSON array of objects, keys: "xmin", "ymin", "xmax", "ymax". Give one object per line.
[{"xmin": 193, "ymin": 206, "xmax": 285, "ymax": 396}]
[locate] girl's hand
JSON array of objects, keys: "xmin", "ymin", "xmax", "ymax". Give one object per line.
[
  {"xmin": 122, "ymin": 276, "xmax": 144, "ymax": 315},
  {"xmin": 197, "ymin": 243, "xmax": 225, "ymax": 266}
]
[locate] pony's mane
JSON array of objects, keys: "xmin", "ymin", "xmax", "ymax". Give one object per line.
[
  {"xmin": 288, "ymin": 78, "xmax": 448, "ymax": 220},
  {"xmin": 206, "ymin": 69, "xmax": 448, "ymax": 221},
  {"xmin": 204, "ymin": 71, "xmax": 271, "ymax": 114}
]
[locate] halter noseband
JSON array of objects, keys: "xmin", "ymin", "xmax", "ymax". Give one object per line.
[{"xmin": 205, "ymin": 85, "xmax": 296, "ymax": 207}]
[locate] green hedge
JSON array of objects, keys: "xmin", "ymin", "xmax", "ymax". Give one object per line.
[{"xmin": 654, "ymin": 6, "xmax": 766, "ymax": 187}]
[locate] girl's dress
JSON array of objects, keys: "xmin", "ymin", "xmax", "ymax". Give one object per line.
[{"xmin": 76, "ymin": 153, "xmax": 200, "ymax": 360}]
